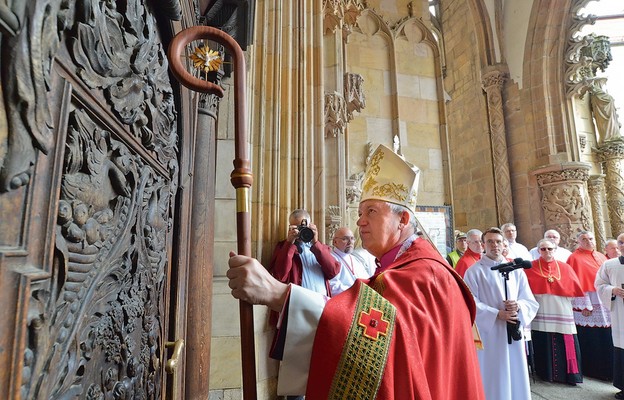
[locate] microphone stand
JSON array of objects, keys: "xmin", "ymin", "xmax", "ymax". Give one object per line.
[{"xmin": 491, "ymin": 261, "xmax": 531, "ymax": 344}]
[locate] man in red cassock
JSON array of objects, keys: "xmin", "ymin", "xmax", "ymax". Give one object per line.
[
  {"xmin": 526, "ymin": 238, "xmax": 585, "ymax": 384},
  {"xmin": 227, "ymin": 144, "xmax": 485, "ymax": 399},
  {"xmin": 567, "ymin": 230, "xmax": 613, "ymax": 381},
  {"xmin": 455, "ymin": 228, "xmax": 483, "ymax": 278}
]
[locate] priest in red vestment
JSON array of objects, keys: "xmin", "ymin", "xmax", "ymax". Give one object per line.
[
  {"xmin": 526, "ymin": 238, "xmax": 585, "ymax": 384},
  {"xmin": 567, "ymin": 230, "xmax": 613, "ymax": 381},
  {"xmin": 227, "ymin": 144, "xmax": 485, "ymax": 399},
  {"xmin": 455, "ymin": 228, "xmax": 483, "ymax": 278}
]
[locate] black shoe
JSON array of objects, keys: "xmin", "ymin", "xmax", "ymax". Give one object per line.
[{"xmin": 615, "ymin": 391, "xmax": 624, "ymax": 399}]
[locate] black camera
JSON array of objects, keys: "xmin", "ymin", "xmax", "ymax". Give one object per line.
[
  {"xmin": 507, "ymin": 320, "xmax": 523, "ymax": 342},
  {"xmin": 297, "ymin": 219, "xmax": 315, "ymax": 243}
]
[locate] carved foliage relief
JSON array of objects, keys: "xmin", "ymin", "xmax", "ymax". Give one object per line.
[
  {"xmin": 345, "ymin": 72, "xmax": 365, "ymax": 121},
  {"xmin": 14, "ymin": 0, "xmax": 178, "ymax": 399},
  {"xmin": 23, "ymin": 108, "xmax": 173, "ymax": 400},
  {"xmin": 0, "ymin": 0, "xmax": 177, "ymax": 191},
  {"xmin": 324, "ymin": 92, "xmax": 348, "ymax": 138},
  {"xmin": 536, "ymin": 168, "xmax": 592, "ymax": 247}
]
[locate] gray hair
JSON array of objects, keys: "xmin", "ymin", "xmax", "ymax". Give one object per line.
[
  {"xmin": 500, "ymin": 222, "xmax": 516, "ymax": 231},
  {"xmin": 466, "ymin": 228, "xmax": 483, "ymax": 239},
  {"xmin": 536, "ymin": 238, "xmax": 555, "ymax": 249},
  {"xmin": 388, "ymin": 203, "xmax": 418, "ymax": 231},
  {"xmin": 290, "ymin": 209, "xmax": 311, "ymax": 221}
]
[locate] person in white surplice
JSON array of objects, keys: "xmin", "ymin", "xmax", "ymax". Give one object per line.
[
  {"xmin": 595, "ymin": 232, "xmax": 624, "ymax": 400},
  {"xmin": 328, "ymin": 226, "xmax": 372, "ymax": 296},
  {"xmin": 464, "ymin": 227, "xmax": 539, "ymax": 400}
]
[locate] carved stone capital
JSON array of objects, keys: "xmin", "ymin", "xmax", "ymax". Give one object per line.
[
  {"xmin": 198, "ymin": 93, "xmax": 222, "ymax": 119},
  {"xmin": 324, "ymin": 92, "xmax": 348, "ymax": 138},
  {"xmin": 481, "ymin": 69, "xmax": 508, "ymax": 92},
  {"xmin": 533, "ymin": 162, "xmax": 593, "ymax": 248},
  {"xmin": 345, "ymin": 72, "xmax": 366, "ymax": 121},
  {"xmin": 533, "ymin": 162, "xmax": 591, "ymax": 186},
  {"xmin": 587, "ymin": 174, "xmax": 605, "ymax": 190},
  {"xmin": 595, "ymin": 138, "xmax": 624, "ymax": 161}
]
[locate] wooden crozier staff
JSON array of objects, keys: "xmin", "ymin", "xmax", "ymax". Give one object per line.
[{"xmin": 168, "ymin": 27, "xmax": 257, "ymax": 400}]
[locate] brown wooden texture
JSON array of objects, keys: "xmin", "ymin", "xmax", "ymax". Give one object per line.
[{"xmin": 0, "ymin": 1, "xmax": 198, "ymax": 399}]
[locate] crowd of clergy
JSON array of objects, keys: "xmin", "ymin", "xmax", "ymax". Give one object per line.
[{"xmin": 448, "ymin": 223, "xmax": 624, "ymax": 400}]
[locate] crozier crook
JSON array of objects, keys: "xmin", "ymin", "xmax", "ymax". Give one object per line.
[{"xmin": 167, "ymin": 26, "xmax": 256, "ymax": 399}]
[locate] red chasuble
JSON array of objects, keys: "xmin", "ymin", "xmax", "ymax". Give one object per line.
[
  {"xmin": 454, "ymin": 247, "xmax": 482, "ymax": 278},
  {"xmin": 306, "ymin": 238, "xmax": 485, "ymax": 400},
  {"xmin": 567, "ymin": 248, "xmax": 607, "ymax": 292},
  {"xmin": 526, "ymin": 258, "xmax": 584, "ymax": 297}
]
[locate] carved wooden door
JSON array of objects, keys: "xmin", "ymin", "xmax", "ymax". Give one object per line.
[{"xmin": 0, "ymin": 1, "xmax": 191, "ymax": 399}]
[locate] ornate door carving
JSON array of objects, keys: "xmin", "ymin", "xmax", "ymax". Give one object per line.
[{"xmin": 0, "ymin": 0, "xmax": 189, "ymax": 398}]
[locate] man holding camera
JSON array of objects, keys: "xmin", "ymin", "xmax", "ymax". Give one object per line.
[
  {"xmin": 269, "ymin": 209, "xmax": 340, "ymax": 298},
  {"xmin": 464, "ymin": 227, "xmax": 538, "ymax": 400}
]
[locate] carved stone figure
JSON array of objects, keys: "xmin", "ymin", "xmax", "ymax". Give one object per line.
[{"xmin": 590, "ymin": 78, "xmax": 622, "ymax": 144}]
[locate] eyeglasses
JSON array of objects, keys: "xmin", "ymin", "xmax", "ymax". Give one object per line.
[
  {"xmin": 337, "ymin": 236, "xmax": 355, "ymax": 242},
  {"xmin": 539, "ymin": 247, "xmax": 555, "ymax": 251}
]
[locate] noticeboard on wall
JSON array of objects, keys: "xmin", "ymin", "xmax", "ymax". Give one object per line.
[{"xmin": 414, "ymin": 205, "xmax": 453, "ymax": 258}]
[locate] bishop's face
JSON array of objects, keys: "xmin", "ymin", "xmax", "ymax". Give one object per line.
[{"xmin": 357, "ymin": 200, "xmax": 405, "ymax": 259}]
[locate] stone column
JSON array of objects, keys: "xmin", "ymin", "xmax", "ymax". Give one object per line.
[
  {"xmin": 481, "ymin": 67, "xmax": 514, "ymax": 224},
  {"xmin": 533, "ymin": 163, "xmax": 593, "ymax": 249},
  {"xmin": 324, "ymin": 91, "xmax": 348, "ymax": 241},
  {"xmin": 587, "ymin": 174, "xmax": 608, "ymax": 250},
  {"xmin": 596, "ymin": 138, "xmax": 624, "ymax": 236},
  {"xmin": 322, "ymin": 0, "xmax": 365, "ymax": 237}
]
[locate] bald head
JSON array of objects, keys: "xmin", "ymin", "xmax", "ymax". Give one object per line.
[
  {"xmin": 333, "ymin": 227, "xmax": 356, "ymax": 253},
  {"xmin": 544, "ymin": 230, "xmax": 561, "ymax": 246}
]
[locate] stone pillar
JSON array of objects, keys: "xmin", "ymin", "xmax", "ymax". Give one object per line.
[
  {"xmin": 322, "ymin": 0, "xmax": 365, "ymax": 236},
  {"xmin": 587, "ymin": 174, "xmax": 608, "ymax": 250},
  {"xmin": 324, "ymin": 91, "xmax": 348, "ymax": 240},
  {"xmin": 596, "ymin": 138, "xmax": 624, "ymax": 236},
  {"xmin": 533, "ymin": 163, "xmax": 593, "ymax": 249},
  {"xmin": 481, "ymin": 67, "xmax": 514, "ymax": 224}
]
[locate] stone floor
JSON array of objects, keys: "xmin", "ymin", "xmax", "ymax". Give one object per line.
[{"xmin": 530, "ymin": 375, "xmax": 619, "ymax": 400}]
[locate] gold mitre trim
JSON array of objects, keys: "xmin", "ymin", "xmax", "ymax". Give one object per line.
[{"xmin": 361, "ymin": 144, "xmax": 420, "ymax": 212}]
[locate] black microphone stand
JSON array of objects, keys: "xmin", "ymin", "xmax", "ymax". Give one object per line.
[{"xmin": 490, "ymin": 260, "xmax": 531, "ymax": 344}]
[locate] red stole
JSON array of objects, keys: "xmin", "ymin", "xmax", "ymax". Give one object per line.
[
  {"xmin": 306, "ymin": 238, "xmax": 485, "ymax": 399},
  {"xmin": 567, "ymin": 249, "xmax": 607, "ymax": 292},
  {"xmin": 525, "ymin": 258, "xmax": 584, "ymax": 297}
]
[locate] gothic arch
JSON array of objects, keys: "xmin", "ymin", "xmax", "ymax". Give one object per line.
[
  {"xmin": 524, "ymin": 0, "xmax": 576, "ymax": 162},
  {"xmin": 463, "ymin": 0, "xmax": 497, "ymax": 67}
]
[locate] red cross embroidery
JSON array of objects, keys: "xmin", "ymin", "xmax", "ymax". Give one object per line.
[{"xmin": 358, "ymin": 307, "xmax": 389, "ymax": 340}]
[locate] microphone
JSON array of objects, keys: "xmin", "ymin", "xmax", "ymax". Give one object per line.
[{"xmin": 490, "ymin": 258, "xmax": 532, "ymax": 271}]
